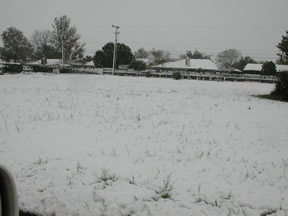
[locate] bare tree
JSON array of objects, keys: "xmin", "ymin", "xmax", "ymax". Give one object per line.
[
  {"xmin": 134, "ymin": 47, "xmax": 149, "ymax": 59},
  {"xmin": 216, "ymin": 49, "xmax": 242, "ymax": 72},
  {"xmin": 50, "ymin": 15, "xmax": 86, "ymax": 60},
  {"xmin": 150, "ymin": 49, "xmax": 170, "ymax": 65},
  {"xmin": 31, "ymin": 30, "xmax": 51, "ymax": 50},
  {"xmin": 180, "ymin": 50, "xmax": 211, "ymax": 60},
  {"xmin": 30, "ymin": 30, "xmax": 56, "ymax": 59}
]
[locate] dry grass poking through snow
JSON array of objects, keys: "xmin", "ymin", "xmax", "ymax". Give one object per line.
[{"xmin": 0, "ymin": 74, "xmax": 288, "ymax": 216}]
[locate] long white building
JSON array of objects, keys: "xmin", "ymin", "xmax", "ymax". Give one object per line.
[
  {"xmin": 153, "ymin": 58, "xmax": 219, "ymax": 72},
  {"xmin": 244, "ymin": 63, "xmax": 288, "ymax": 73}
]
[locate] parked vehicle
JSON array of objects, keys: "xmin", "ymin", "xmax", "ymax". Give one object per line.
[
  {"xmin": 22, "ymin": 65, "xmax": 33, "ymax": 73},
  {"xmin": 0, "ymin": 63, "xmax": 23, "ymax": 74},
  {"xmin": 0, "ymin": 63, "xmax": 4, "ymax": 75}
]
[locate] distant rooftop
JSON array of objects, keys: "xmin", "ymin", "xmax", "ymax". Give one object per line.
[
  {"xmin": 243, "ymin": 64, "xmax": 263, "ymax": 71},
  {"xmin": 244, "ymin": 63, "xmax": 288, "ymax": 72},
  {"xmin": 30, "ymin": 59, "xmax": 62, "ymax": 65},
  {"xmin": 276, "ymin": 64, "xmax": 288, "ymax": 72},
  {"xmin": 85, "ymin": 61, "xmax": 94, "ymax": 66},
  {"xmin": 153, "ymin": 59, "xmax": 218, "ymax": 71},
  {"xmin": 136, "ymin": 58, "xmax": 153, "ymax": 65}
]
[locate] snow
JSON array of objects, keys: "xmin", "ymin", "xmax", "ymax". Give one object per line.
[
  {"xmin": 153, "ymin": 59, "xmax": 218, "ymax": 71},
  {"xmin": 30, "ymin": 59, "xmax": 62, "ymax": 66},
  {"xmin": 136, "ymin": 58, "xmax": 153, "ymax": 65},
  {"xmin": 277, "ymin": 64, "xmax": 288, "ymax": 72},
  {"xmin": 85, "ymin": 61, "xmax": 94, "ymax": 67},
  {"xmin": 244, "ymin": 63, "xmax": 288, "ymax": 72},
  {"xmin": 243, "ymin": 64, "xmax": 263, "ymax": 72},
  {"xmin": 0, "ymin": 74, "xmax": 288, "ymax": 216}
]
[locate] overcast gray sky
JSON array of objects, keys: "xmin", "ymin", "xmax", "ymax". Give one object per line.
[{"xmin": 1, "ymin": 0, "xmax": 288, "ymax": 61}]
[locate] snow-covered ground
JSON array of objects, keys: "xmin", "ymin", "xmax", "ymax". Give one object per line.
[{"xmin": 0, "ymin": 74, "xmax": 288, "ymax": 216}]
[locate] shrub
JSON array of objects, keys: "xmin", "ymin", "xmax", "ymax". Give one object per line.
[
  {"xmin": 272, "ymin": 72, "xmax": 288, "ymax": 100},
  {"xmin": 172, "ymin": 71, "xmax": 182, "ymax": 80},
  {"xmin": 144, "ymin": 71, "xmax": 151, "ymax": 77},
  {"xmin": 261, "ymin": 61, "xmax": 276, "ymax": 75},
  {"xmin": 129, "ymin": 60, "xmax": 147, "ymax": 71},
  {"xmin": 97, "ymin": 168, "xmax": 117, "ymax": 185}
]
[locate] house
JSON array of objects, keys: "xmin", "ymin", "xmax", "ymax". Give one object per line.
[
  {"xmin": 276, "ymin": 64, "xmax": 288, "ymax": 72},
  {"xmin": 29, "ymin": 59, "xmax": 71, "ymax": 72},
  {"xmin": 0, "ymin": 62, "xmax": 23, "ymax": 73},
  {"xmin": 136, "ymin": 58, "xmax": 153, "ymax": 65},
  {"xmin": 30, "ymin": 59, "xmax": 83, "ymax": 68},
  {"xmin": 243, "ymin": 64, "xmax": 262, "ymax": 74},
  {"xmin": 153, "ymin": 58, "xmax": 219, "ymax": 73},
  {"xmin": 30, "ymin": 59, "xmax": 62, "ymax": 66},
  {"xmin": 76, "ymin": 61, "xmax": 102, "ymax": 74},
  {"xmin": 244, "ymin": 63, "xmax": 288, "ymax": 73},
  {"xmin": 84, "ymin": 61, "xmax": 95, "ymax": 67}
]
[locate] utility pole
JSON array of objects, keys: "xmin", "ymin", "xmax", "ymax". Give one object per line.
[
  {"xmin": 61, "ymin": 34, "xmax": 65, "ymax": 67},
  {"xmin": 112, "ymin": 25, "xmax": 120, "ymax": 75}
]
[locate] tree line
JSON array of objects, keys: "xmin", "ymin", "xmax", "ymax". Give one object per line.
[
  {"xmin": 0, "ymin": 15, "xmax": 85, "ymax": 63},
  {"xmin": 1, "ymin": 14, "xmax": 288, "ymax": 73}
]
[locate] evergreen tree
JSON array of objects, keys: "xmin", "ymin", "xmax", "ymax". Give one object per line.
[
  {"xmin": 129, "ymin": 60, "xmax": 147, "ymax": 71},
  {"xmin": 233, "ymin": 56, "xmax": 257, "ymax": 71},
  {"xmin": 262, "ymin": 61, "xmax": 276, "ymax": 75},
  {"xmin": 93, "ymin": 42, "xmax": 134, "ymax": 68},
  {"xmin": 0, "ymin": 27, "xmax": 33, "ymax": 62},
  {"xmin": 272, "ymin": 72, "xmax": 288, "ymax": 100},
  {"xmin": 277, "ymin": 31, "xmax": 288, "ymax": 64}
]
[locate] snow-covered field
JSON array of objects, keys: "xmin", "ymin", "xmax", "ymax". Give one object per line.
[{"xmin": 0, "ymin": 74, "xmax": 288, "ymax": 216}]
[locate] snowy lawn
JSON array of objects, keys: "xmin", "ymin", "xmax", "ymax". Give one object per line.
[{"xmin": 0, "ymin": 74, "xmax": 288, "ymax": 216}]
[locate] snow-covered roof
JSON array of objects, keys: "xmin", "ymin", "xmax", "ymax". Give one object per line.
[
  {"xmin": 244, "ymin": 63, "xmax": 288, "ymax": 72},
  {"xmin": 85, "ymin": 61, "xmax": 94, "ymax": 66},
  {"xmin": 276, "ymin": 64, "xmax": 288, "ymax": 72},
  {"xmin": 30, "ymin": 59, "xmax": 62, "ymax": 66},
  {"xmin": 243, "ymin": 64, "xmax": 263, "ymax": 71},
  {"xmin": 136, "ymin": 58, "xmax": 153, "ymax": 65},
  {"xmin": 231, "ymin": 68, "xmax": 242, "ymax": 73},
  {"xmin": 0, "ymin": 61, "xmax": 22, "ymax": 65},
  {"xmin": 153, "ymin": 59, "xmax": 218, "ymax": 71}
]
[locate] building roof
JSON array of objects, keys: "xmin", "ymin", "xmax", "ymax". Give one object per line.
[
  {"xmin": 85, "ymin": 61, "xmax": 95, "ymax": 66},
  {"xmin": 0, "ymin": 61, "xmax": 22, "ymax": 65},
  {"xmin": 244, "ymin": 63, "xmax": 288, "ymax": 72},
  {"xmin": 30, "ymin": 59, "xmax": 62, "ymax": 66},
  {"xmin": 153, "ymin": 59, "xmax": 218, "ymax": 71},
  {"xmin": 136, "ymin": 58, "xmax": 153, "ymax": 65},
  {"xmin": 231, "ymin": 68, "xmax": 242, "ymax": 73},
  {"xmin": 243, "ymin": 64, "xmax": 262, "ymax": 71},
  {"xmin": 276, "ymin": 64, "xmax": 288, "ymax": 72}
]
